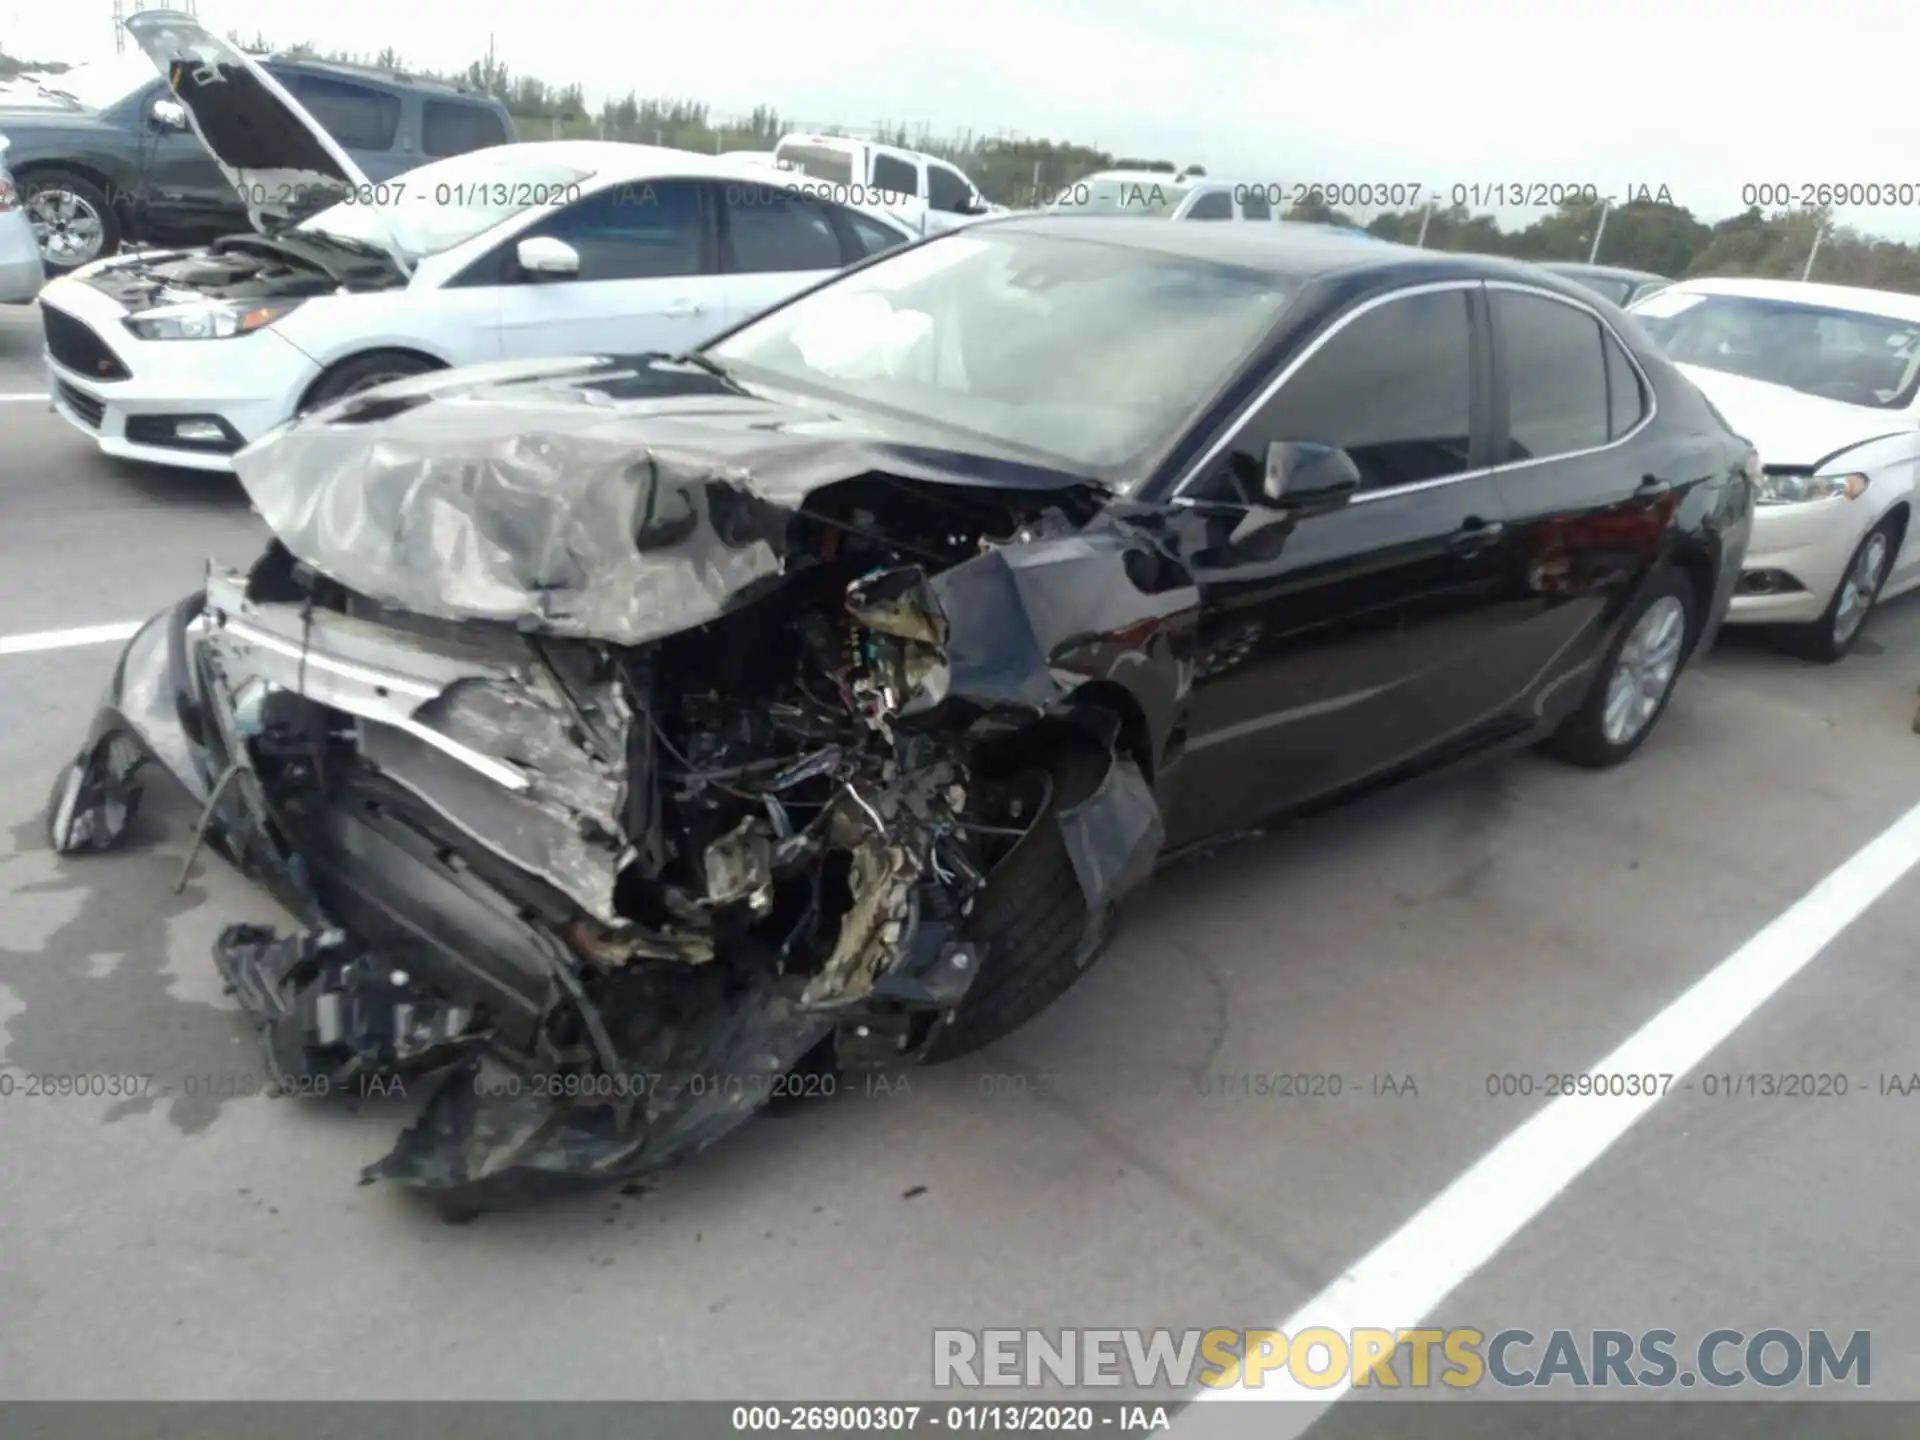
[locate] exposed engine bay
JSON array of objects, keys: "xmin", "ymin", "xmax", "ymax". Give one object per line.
[
  {"xmin": 78, "ymin": 235, "xmax": 402, "ymax": 312},
  {"xmin": 48, "ymin": 372, "xmax": 1192, "ymax": 1203}
]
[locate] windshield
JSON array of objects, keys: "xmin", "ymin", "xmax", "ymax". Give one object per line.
[
  {"xmin": 1631, "ymin": 291, "xmax": 1920, "ymax": 409},
  {"xmin": 14, "ymin": 54, "xmax": 154, "ymax": 111},
  {"xmin": 1050, "ymin": 177, "xmax": 1192, "ymax": 218},
  {"xmin": 707, "ymin": 230, "xmax": 1294, "ymax": 480},
  {"xmin": 301, "ymin": 151, "xmax": 595, "ymax": 258}
]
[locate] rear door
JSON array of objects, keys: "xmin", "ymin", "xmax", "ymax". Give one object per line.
[
  {"xmin": 1164, "ymin": 281, "xmax": 1525, "ymax": 842},
  {"xmin": 1481, "ymin": 282, "xmax": 1688, "ymax": 704},
  {"xmin": 486, "ymin": 179, "xmax": 735, "ymax": 358}
]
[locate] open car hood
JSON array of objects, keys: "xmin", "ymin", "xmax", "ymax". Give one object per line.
[
  {"xmin": 122, "ymin": 10, "xmax": 409, "ymax": 270},
  {"xmin": 1675, "ymin": 363, "xmax": 1917, "ymax": 470}
]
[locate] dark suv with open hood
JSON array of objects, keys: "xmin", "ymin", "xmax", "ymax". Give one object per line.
[{"xmin": 1, "ymin": 28, "xmax": 514, "ymax": 275}]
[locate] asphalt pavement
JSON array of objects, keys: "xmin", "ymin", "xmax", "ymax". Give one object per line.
[{"xmin": 3, "ymin": 302, "xmax": 1919, "ymax": 1427}]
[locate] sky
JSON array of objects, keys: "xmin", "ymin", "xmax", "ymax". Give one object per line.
[{"xmin": 8, "ymin": 0, "xmax": 1920, "ymax": 239}]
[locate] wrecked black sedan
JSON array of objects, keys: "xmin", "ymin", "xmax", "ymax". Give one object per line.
[{"xmin": 47, "ymin": 219, "xmax": 1753, "ymax": 1203}]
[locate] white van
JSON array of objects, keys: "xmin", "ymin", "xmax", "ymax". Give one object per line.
[
  {"xmin": 769, "ymin": 133, "xmax": 996, "ymax": 234},
  {"xmin": 1048, "ymin": 170, "xmax": 1286, "ymax": 223}
]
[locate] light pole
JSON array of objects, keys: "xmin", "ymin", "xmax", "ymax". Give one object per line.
[
  {"xmin": 1415, "ymin": 198, "xmax": 1435, "ymax": 248},
  {"xmin": 1587, "ymin": 198, "xmax": 1611, "ymax": 263},
  {"xmin": 1802, "ymin": 224, "xmax": 1826, "ymax": 281}
]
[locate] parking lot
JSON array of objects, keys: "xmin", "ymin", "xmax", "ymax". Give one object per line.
[{"xmin": 3, "ymin": 294, "xmax": 1920, "ymax": 1422}]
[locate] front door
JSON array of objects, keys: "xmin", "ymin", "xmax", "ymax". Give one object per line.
[
  {"xmin": 491, "ymin": 179, "xmax": 738, "ymax": 360},
  {"xmin": 1163, "ymin": 282, "xmax": 1529, "ymax": 845}
]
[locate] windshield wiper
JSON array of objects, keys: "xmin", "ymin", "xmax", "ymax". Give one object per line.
[{"xmin": 671, "ymin": 351, "xmax": 733, "ymax": 381}]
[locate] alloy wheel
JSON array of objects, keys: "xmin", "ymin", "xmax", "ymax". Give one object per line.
[
  {"xmin": 26, "ymin": 188, "xmax": 106, "ymax": 268},
  {"xmin": 1601, "ymin": 595, "xmax": 1686, "ymax": 747},
  {"xmin": 1832, "ymin": 530, "xmax": 1891, "ymax": 647}
]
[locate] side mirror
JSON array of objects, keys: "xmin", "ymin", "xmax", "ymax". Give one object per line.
[
  {"xmin": 150, "ymin": 98, "xmax": 189, "ymax": 131},
  {"xmin": 1258, "ymin": 440, "xmax": 1361, "ymax": 509},
  {"xmin": 516, "ymin": 235, "xmax": 580, "ymax": 279}
]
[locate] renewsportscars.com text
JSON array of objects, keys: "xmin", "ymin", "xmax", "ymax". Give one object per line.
[{"xmin": 933, "ymin": 1327, "xmax": 1871, "ymax": 1390}]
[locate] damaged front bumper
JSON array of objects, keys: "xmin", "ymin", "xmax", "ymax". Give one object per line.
[{"xmin": 48, "ymin": 551, "xmax": 1169, "ymax": 1204}]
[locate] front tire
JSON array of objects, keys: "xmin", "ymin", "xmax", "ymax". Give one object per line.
[
  {"xmin": 922, "ymin": 745, "xmax": 1117, "ymax": 1062},
  {"xmin": 1788, "ymin": 517, "xmax": 1898, "ymax": 664},
  {"xmin": 1543, "ymin": 568, "xmax": 1694, "ymax": 769},
  {"xmin": 23, "ymin": 170, "xmax": 121, "ymax": 274},
  {"xmin": 299, "ymin": 351, "xmax": 440, "ymax": 414}
]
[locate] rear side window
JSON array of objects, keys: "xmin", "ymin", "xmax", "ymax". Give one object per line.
[
  {"xmin": 1246, "ymin": 288, "xmax": 1476, "ymax": 491},
  {"xmin": 1187, "ymin": 189, "xmax": 1233, "ymax": 221},
  {"xmin": 927, "ymin": 163, "xmax": 972, "ymax": 214},
  {"xmin": 871, "ymin": 153, "xmax": 918, "ymax": 197},
  {"xmin": 1604, "ymin": 330, "xmax": 1648, "ymax": 440},
  {"xmin": 422, "ymin": 99, "xmax": 508, "ymax": 158},
  {"xmin": 283, "ymin": 73, "xmax": 401, "ymax": 150},
  {"xmin": 843, "ymin": 209, "xmax": 909, "ymax": 259},
  {"xmin": 1495, "ymin": 290, "xmax": 1610, "ymax": 461},
  {"xmin": 723, "ymin": 186, "xmax": 842, "ymax": 272}
]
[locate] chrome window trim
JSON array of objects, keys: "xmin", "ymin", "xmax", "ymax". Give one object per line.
[{"xmin": 1168, "ymin": 276, "xmax": 1659, "ymax": 508}]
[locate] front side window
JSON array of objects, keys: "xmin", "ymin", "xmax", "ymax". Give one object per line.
[
  {"xmin": 282, "ymin": 73, "xmax": 401, "ymax": 150},
  {"xmin": 1240, "ymin": 188, "xmax": 1273, "ymax": 221},
  {"xmin": 722, "ymin": 185, "xmax": 841, "ymax": 272},
  {"xmin": 520, "ymin": 180, "xmax": 709, "ymax": 280},
  {"xmin": 1495, "ymin": 290, "xmax": 1610, "ymax": 462},
  {"xmin": 1631, "ymin": 291, "xmax": 1920, "ymax": 408},
  {"xmin": 927, "ymin": 163, "xmax": 972, "ymax": 213},
  {"xmin": 1187, "ymin": 190, "xmax": 1234, "ymax": 221},
  {"xmin": 1244, "ymin": 289, "xmax": 1475, "ymax": 491},
  {"xmin": 707, "ymin": 230, "xmax": 1294, "ymax": 480}
]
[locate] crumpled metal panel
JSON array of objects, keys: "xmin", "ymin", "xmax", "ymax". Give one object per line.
[{"xmin": 229, "ymin": 361, "xmax": 1101, "ymax": 647}]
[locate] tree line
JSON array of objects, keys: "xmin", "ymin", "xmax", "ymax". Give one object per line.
[{"xmin": 13, "ymin": 37, "xmax": 1918, "ymax": 293}]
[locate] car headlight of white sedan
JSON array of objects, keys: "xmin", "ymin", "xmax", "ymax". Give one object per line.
[
  {"xmin": 121, "ymin": 298, "xmax": 304, "ymax": 341},
  {"xmin": 1754, "ymin": 470, "xmax": 1869, "ymax": 505}
]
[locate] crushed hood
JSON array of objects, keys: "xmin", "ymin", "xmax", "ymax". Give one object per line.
[
  {"xmin": 122, "ymin": 10, "xmax": 408, "ymax": 269},
  {"xmin": 231, "ymin": 355, "xmax": 1105, "ymax": 649},
  {"xmin": 1676, "ymin": 362, "xmax": 1916, "ymax": 470}
]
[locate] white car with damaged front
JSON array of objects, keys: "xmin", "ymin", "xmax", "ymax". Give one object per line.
[
  {"xmin": 1630, "ymin": 277, "xmax": 1920, "ymax": 660},
  {"xmin": 39, "ymin": 12, "xmax": 913, "ymax": 473}
]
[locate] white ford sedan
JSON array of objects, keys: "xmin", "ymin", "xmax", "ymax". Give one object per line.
[
  {"xmin": 1630, "ymin": 277, "xmax": 1920, "ymax": 660},
  {"xmin": 39, "ymin": 12, "xmax": 912, "ymax": 472}
]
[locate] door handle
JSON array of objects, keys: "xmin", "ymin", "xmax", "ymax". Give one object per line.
[
  {"xmin": 1447, "ymin": 517, "xmax": 1505, "ymax": 554},
  {"xmin": 1630, "ymin": 475, "xmax": 1672, "ymax": 506},
  {"xmin": 662, "ymin": 298, "xmax": 706, "ymax": 318}
]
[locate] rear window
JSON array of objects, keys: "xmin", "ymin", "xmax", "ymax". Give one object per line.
[
  {"xmin": 282, "ymin": 72, "xmax": 401, "ymax": 150},
  {"xmin": 422, "ymin": 99, "xmax": 508, "ymax": 158},
  {"xmin": 775, "ymin": 142, "xmax": 854, "ymax": 186}
]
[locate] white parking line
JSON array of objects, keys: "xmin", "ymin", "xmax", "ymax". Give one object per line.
[
  {"xmin": 0, "ymin": 621, "xmax": 143, "ymax": 657},
  {"xmin": 0, "ymin": 393, "xmax": 49, "ymax": 402},
  {"xmin": 1196, "ymin": 792, "xmax": 1920, "ymax": 1413}
]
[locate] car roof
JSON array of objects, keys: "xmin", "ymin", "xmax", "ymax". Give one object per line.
[
  {"xmin": 1657, "ymin": 275, "xmax": 1920, "ymax": 324},
  {"xmin": 265, "ymin": 55, "xmax": 498, "ymax": 101},
  {"xmin": 972, "ymin": 216, "xmax": 1590, "ymax": 286},
  {"xmin": 461, "ymin": 141, "xmax": 917, "ymax": 231},
  {"xmin": 1539, "ymin": 261, "xmax": 1667, "ymax": 284}
]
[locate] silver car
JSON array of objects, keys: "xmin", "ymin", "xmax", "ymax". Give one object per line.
[{"xmin": 0, "ymin": 133, "xmax": 46, "ymax": 302}]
